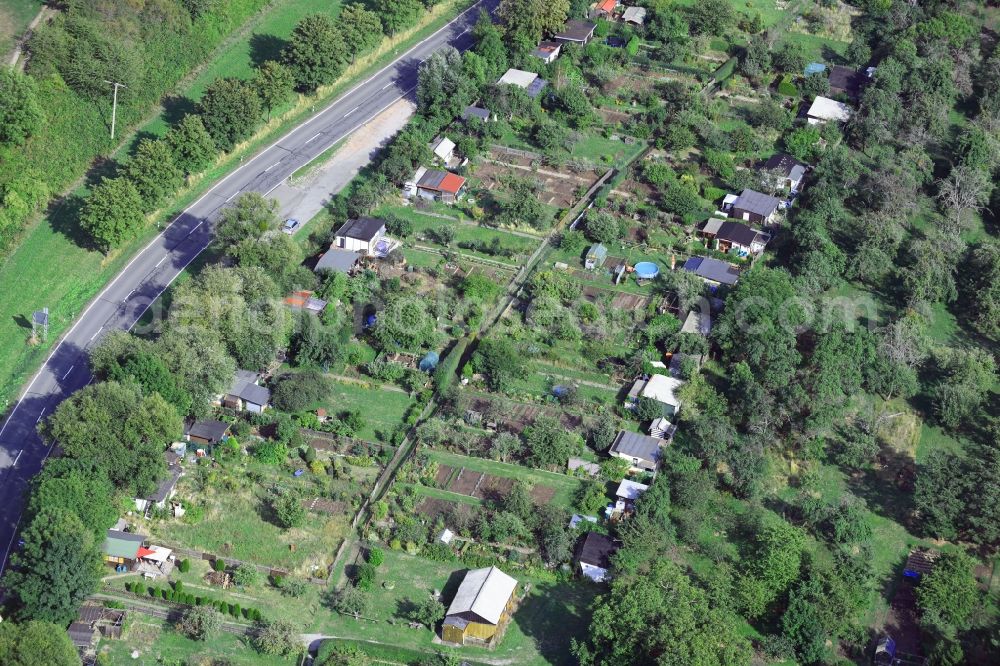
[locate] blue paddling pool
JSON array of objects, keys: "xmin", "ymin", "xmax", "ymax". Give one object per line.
[{"xmin": 633, "ymin": 262, "xmax": 660, "ymax": 279}]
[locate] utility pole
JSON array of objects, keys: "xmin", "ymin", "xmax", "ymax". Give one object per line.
[{"xmin": 104, "ymin": 80, "xmax": 127, "ymax": 140}]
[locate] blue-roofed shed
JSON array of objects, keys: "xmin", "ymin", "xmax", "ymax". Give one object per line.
[{"xmin": 804, "ymin": 62, "xmax": 827, "ymax": 76}]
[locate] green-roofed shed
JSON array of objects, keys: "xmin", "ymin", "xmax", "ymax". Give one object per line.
[{"xmin": 104, "ymin": 530, "xmax": 146, "ymax": 563}]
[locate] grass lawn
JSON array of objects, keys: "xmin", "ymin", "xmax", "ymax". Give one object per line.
[
  {"xmin": 424, "ymin": 449, "xmax": 584, "ymax": 509},
  {"xmin": 148, "ymin": 457, "xmax": 366, "ymax": 574},
  {"xmin": 0, "ymin": 0, "xmax": 40, "ymax": 53},
  {"xmin": 0, "ymin": 0, "xmax": 468, "ymax": 410},
  {"xmin": 781, "ymin": 31, "xmax": 851, "ymax": 63},
  {"xmin": 97, "ymin": 619, "xmax": 297, "ymax": 666},
  {"xmin": 377, "ymin": 205, "xmax": 542, "ymax": 260},
  {"xmin": 322, "ymin": 380, "xmax": 416, "ymax": 442},
  {"xmin": 672, "ymin": 0, "xmax": 786, "ymax": 28},
  {"xmin": 319, "ymin": 548, "xmax": 597, "ymax": 665}
]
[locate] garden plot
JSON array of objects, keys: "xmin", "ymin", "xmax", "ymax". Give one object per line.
[
  {"xmin": 476, "ymin": 157, "xmax": 602, "ymax": 209},
  {"xmin": 435, "ymin": 463, "xmax": 456, "ymax": 486},
  {"xmin": 447, "ymin": 468, "xmax": 485, "ymax": 496},
  {"xmin": 472, "ymin": 474, "xmax": 515, "ymax": 502},
  {"xmin": 581, "ymin": 286, "xmax": 651, "ymax": 311},
  {"xmin": 303, "ymin": 497, "xmax": 347, "ymax": 515},
  {"xmin": 415, "ymin": 497, "xmax": 477, "ymax": 522}
]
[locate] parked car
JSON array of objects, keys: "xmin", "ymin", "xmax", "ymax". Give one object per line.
[{"xmin": 282, "ymin": 218, "xmax": 300, "ymax": 234}]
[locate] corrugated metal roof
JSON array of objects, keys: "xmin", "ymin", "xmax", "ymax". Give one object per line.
[{"xmin": 445, "ymin": 566, "xmax": 518, "ymax": 625}]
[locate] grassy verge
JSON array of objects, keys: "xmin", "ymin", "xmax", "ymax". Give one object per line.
[
  {"xmin": 0, "ymin": 0, "xmax": 41, "ymax": 54},
  {"xmin": 0, "ymin": 0, "xmax": 472, "ymax": 410}
]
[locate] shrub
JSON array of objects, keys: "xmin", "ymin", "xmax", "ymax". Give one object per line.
[
  {"xmin": 177, "ymin": 606, "xmax": 222, "ymax": 641},
  {"xmin": 177, "ymin": 558, "xmax": 191, "ymax": 573},
  {"xmin": 232, "ymin": 603, "xmax": 242, "ymax": 619},
  {"xmin": 712, "ymin": 57, "xmax": 737, "ymax": 82},
  {"xmin": 777, "ymin": 75, "xmax": 798, "ymax": 97},
  {"xmin": 233, "ymin": 563, "xmax": 261, "ymax": 587},
  {"xmin": 213, "ymin": 559, "xmax": 227, "ymax": 572},
  {"xmin": 353, "ymin": 563, "xmax": 377, "ymax": 590},
  {"xmin": 251, "ymin": 618, "xmax": 300, "ymax": 656},
  {"xmin": 271, "ymin": 493, "xmax": 306, "ymax": 529},
  {"xmin": 173, "ymin": 580, "xmax": 184, "ymax": 595},
  {"xmin": 367, "ymin": 546, "xmax": 385, "ymax": 567}
]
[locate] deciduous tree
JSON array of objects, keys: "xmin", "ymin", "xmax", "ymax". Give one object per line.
[
  {"xmin": 0, "ymin": 68, "xmax": 44, "ymax": 146},
  {"xmin": 80, "ymin": 176, "xmax": 146, "ymax": 252},
  {"xmin": 198, "ymin": 78, "xmax": 263, "ymax": 151}
]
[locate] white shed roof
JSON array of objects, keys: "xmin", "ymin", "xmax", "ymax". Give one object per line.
[
  {"xmin": 681, "ymin": 309, "xmax": 711, "ymax": 336},
  {"xmin": 622, "ymin": 6, "xmax": 647, "ymax": 23},
  {"xmin": 445, "ymin": 566, "xmax": 517, "ymax": 625},
  {"xmin": 641, "ymin": 373, "xmax": 684, "ymax": 409},
  {"xmin": 497, "ymin": 68, "xmax": 539, "ymax": 89},
  {"xmin": 433, "ymin": 137, "xmax": 455, "ymax": 160},
  {"xmin": 806, "ymin": 96, "xmax": 853, "ymax": 122},
  {"xmin": 615, "ymin": 479, "xmax": 649, "ymax": 501}
]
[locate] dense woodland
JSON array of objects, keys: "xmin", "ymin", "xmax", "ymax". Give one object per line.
[{"xmin": 1, "ymin": 0, "xmax": 1000, "ymax": 664}]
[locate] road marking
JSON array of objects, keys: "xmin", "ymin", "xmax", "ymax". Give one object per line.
[
  {"xmin": 35, "ymin": 408, "xmax": 45, "ymax": 424},
  {"xmin": 225, "ymin": 191, "xmax": 240, "ymax": 203},
  {"xmin": 156, "ymin": 255, "xmax": 167, "ymax": 267},
  {"xmin": 61, "ymin": 365, "xmax": 74, "ymax": 380},
  {"xmin": 382, "ymin": 83, "xmax": 393, "ymax": 91},
  {"xmin": 305, "ymin": 132, "xmax": 322, "ymax": 143},
  {"xmin": 90, "ymin": 326, "xmax": 103, "ymax": 341},
  {"xmin": 263, "ymin": 161, "xmax": 282, "ymax": 172},
  {"xmin": 12, "ymin": 450, "xmax": 22, "ymax": 467},
  {"xmin": 344, "ymin": 105, "xmax": 361, "ymax": 117}
]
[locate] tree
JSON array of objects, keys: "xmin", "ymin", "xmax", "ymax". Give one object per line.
[
  {"xmin": 253, "ymin": 60, "xmax": 295, "ymax": 119},
  {"xmin": 252, "ymin": 618, "xmax": 300, "ymax": 656},
  {"xmin": 404, "ymin": 597, "xmax": 446, "ymax": 629},
  {"xmin": 916, "ymin": 550, "xmax": 979, "ymax": 631},
  {"xmin": 0, "ymin": 620, "xmax": 79, "ymax": 666},
  {"xmin": 417, "ymin": 46, "xmax": 473, "ymax": 122},
  {"xmin": 2, "ymin": 509, "xmax": 102, "ymax": 624},
  {"xmin": 156, "ymin": 325, "xmax": 237, "ymax": 415},
  {"xmin": 801, "ymin": 72, "xmax": 830, "ymax": 98},
  {"xmin": 686, "ymin": 0, "xmax": 735, "ymax": 36},
  {"xmin": 271, "ymin": 370, "xmax": 331, "ymax": 411},
  {"xmin": 26, "ymin": 458, "xmax": 118, "ymax": 536},
  {"xmin": 473, "ymin": 338, "xmax": 528, "ymax": 393},
  {"xmin": 271, "ymin": 493, "xmax": 306, "ymax": 529},
  {"xmin": 166, "ymin": 114, "xmax": 217, "ymax": 176},
  {"xmin": 784, "ymin": 125, "xmax": 822, "ymax": 162},
  {"xmin": 332, "ymin": 586, "xmax": 371, "ymax": 618},
  {"xmin": 933, "ymin": 346, "xmax": 997, "ymax": 429},
  {"xmin": 283, "ymin": 14, "xmax": 347, "ymax": 91},
  {"xmin": 371, "ymin": 296, "xmax": 438, "ymax": 351},
  {"xmin": 714, "ymin": 268, "xmax": 805, "ymax": 390},
  {"xmin": 960, "ymin": 241, "xmax": 1000, "ymax": 339},
  {"xmin": 125, "ymin": 138, "xmax": 184, "ymax": 211},
  {"xmin": 0, "ymin": 68, "xmax": 44, "ymax": 146},
  {"xmin": 489, "ymin": 431, "xmax": 524, "ymax": 463},
  {"xmin": 337, "ymin": 4, "xmax": 383, "ymax": 63},
  {"xmin": 736, "ymin": 517, "xmax": 805, "ymax": 619},
  {"xmin": 472, "ymin": 12, "xmax": 508, "ymax": 80},
  {"xmin": 80, "ymin": 176, "xmax": 146, "ymax": 252},
  {"xmin": 584, "ymin": 211, "xmax": 622, "ymax": 244},
  {"xmin": 773, "ymin": 42, "xmax": 807, "ymax": 74},
  {"xmin": 523, "ymin": 415, "xmax": 575, "ymax": 468},
  {"xmin": 937, "ymin": 164, "xmax": 991, "ymax": 229},
  {"xmin": 169, "ymin": 265, "xmax": 291, "ymax": 370},
  {"xmin": 216, "ymin": 192, "xmax": 279, "ymax": 246},
  {"xmin": 198, "ymin": 78, "xmax": 263, "ymax": 151},
  {"xmin": 373, "ymin": 0, "xmax": 423, "ymax": 36},
  {"xmin": 497, "ymin": 0, "xmax": 570, "ymax": 45},
  {"xmin": 573, "ymin": 560, "xmax": 752, "ymax": 666},
  {"xmin": 177, "ymin": 605, "xmax": 222, "ymax": 641},
  {"xmin": 43, "ymin": 381, "xmax": 180, "ymax": 496}
]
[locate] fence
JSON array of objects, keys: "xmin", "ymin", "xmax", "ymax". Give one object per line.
[{"xmin": 489, "ymin": 144, "xmax": 542, "ymax": 161}]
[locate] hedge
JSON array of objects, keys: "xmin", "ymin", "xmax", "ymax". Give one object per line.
[
  {"xmin": 777, "ymin": 75, "xmax": 799, "ymax": 97},
  {"xmin": 711, "ymin": 57, "xmax": 738, "ymax": 83}
]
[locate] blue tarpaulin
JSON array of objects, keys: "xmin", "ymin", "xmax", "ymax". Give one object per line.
[
  {"xmin": 804, "ymin": 62, "xmax": 827, "ymax": 76},
  {"xmin": 419, "ymin": 351, "xmax": 440, "ymax": 372}
]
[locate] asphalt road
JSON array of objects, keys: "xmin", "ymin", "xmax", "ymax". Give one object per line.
[{"xmin": 0, "ymin": 0, "xmax": 495, "ymax": 574}]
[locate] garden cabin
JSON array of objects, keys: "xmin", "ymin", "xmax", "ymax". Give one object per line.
[
  {"xmin": 682, "ymin": 256, "xmax": 741, "ymax": 287},
  {"xmin": 463, "ymin": 105, "xmax": 495, "ymax": 122},
  {"xmin": 554, "ymin": 20, "xmax": 597, "ymax": 45},
  {"xmin": 103, "ymin": 529, "xmax": 147, "ymax": 567},
  {"xmin": 185, "ymin": 419, "xmax": 230, "ymax": 450},
  {"xmin": 531, "ymin": 40, "xmax": 562, "ymax": 64},
  {"xmin": 730, "ymin": 189, "xmax": 781, "ymax": 225},
  {"xmin": 134, "ymin": 452, "xmax": 182, "ymax": 513},
  {"xmin": 576, "ymin": 531, "xmax": 618, "ymax": 582},
  {"xmin": 335, "ymin": 217, "xmax": 396, "ymax": 258},
  {"xmin": 759, "ymin": 153, "xmax": 807, "ymax": 193},
  {"xmin": 591, "ymin": 0, "xmax": 618, "ymax": 19},
  {"xmin": 828, "ymin": 65, "xmax": 863, "ymax": 99},
  {"xmin": 496, "ymin": 68, "xmax": 548, "ymax": 99},
  {"xmin": 409, "ymin": 167, "xmax": 467, "ymax": 203},
  {"xmin": 806, "ymin": 96, "xmax": 854, "ymax": 124},
  {"xmin": 431, "ymin": 136, "xmax": 456, "ymax": 164},
  {"xmin": 621, "ymin": 6, "xmax": 646, "ymax": 25},
  {"xmin": 442, "ymin": 566, "xmax": 518, "ymax": 645},
  {"xmin": 221, "ymin": 369, "xmax": 270, "ymax": 413},
  {"xmin": 699, "ymin": 219, "xmax": 769, "ymax": 256},
  {"xmin": 609, "ymin": 430, "xmax": 666, "ymax": 472}
]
